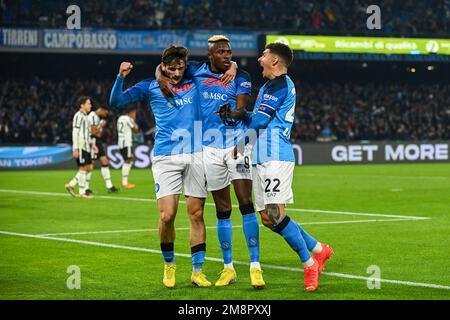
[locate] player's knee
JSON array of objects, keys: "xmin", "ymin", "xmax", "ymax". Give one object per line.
[
  {"xmin": 160, "ymin": 211, "xmax": 176, "ymax": 225},
  {"xmin": 216, "ymin": 210, "xmax": 231, "ymax": 220},
  {"xmin": 239, "ymin": 202, "xmax": 255, "ymax": 216},
  {"xmin": 237, "ymin": 195, "xmax": 253, "ymax": 207},
  {"xmin": 188, "ymin": 207, "xmax": 204, "ymax": 223}
]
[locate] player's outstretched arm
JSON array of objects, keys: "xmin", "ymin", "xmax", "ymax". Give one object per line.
[
  {"xmin": 233, "ymin": 112, "xmax": 271, "ymax": 159},
  {"xmin": 230, "ymin": 94, "xmax": 250, "ymax": 119},
  {"xmin": 109, "ymin": 62, "xmax": 134, "ymax": 109}
]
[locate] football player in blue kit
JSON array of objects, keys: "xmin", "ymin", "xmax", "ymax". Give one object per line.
[
  {"xmin": 110, "ymin": 45, "xmax": 212, "ymax": 288},
  {"xmin": 234, "ymin": 43, "xmax": 334, "ymax": 292}
]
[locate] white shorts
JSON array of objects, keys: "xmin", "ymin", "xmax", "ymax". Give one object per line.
[
  {"xmin": 152, "ymin": 152, "xmax": 208, "ymax": 200},
  {"xmin": 253, "ymin": 161, "xmax": 295, "ymax": 212},
  {"xmin": 203, "ymin": 145, "xmax": 252, "ymax": 192}
]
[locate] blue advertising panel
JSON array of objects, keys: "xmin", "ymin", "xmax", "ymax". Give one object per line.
[
  {"xmin": 188, "ymin": 31, "xmax": 257, "ymax": 50},
  {"xmin": 0, "ymin": 146, "xmax": 73, "ymax": 169},
  {"xmin": 0, "ymin": 28, "xmax": 38, "ymax": 48},
  {"xmin": 117, "ymin": 31, "xmax": 188, "ymax": 50}
]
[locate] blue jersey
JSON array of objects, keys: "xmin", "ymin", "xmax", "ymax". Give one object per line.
[
  {"xmin": 189, "ymin": 62, "xmax": 252, "ymax": 149},
  {"xmin": 252, "ymin": 75, "xmax": 296, "ymax": 164},
  {"xmin": 110, "ymin": 76, "xmax": 202, "ymax": 157}
]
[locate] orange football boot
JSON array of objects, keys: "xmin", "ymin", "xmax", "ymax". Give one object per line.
[
  {"xmin": 313, "ymin": 243, "xmax": 334, "ymax": 274},
  {"xmin": 304, "ymin": 258, "xmax": 319, "ymax": 292}
]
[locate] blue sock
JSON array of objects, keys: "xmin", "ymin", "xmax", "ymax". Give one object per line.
[
  {"xmin": 273, "ymin": 216, "xmax": 311, "ymax": 263},
  {"xmin": 217, "ymin": 211, "xmax": 233, "ymax": 264},
  {"xmin": 241, "ymin": 204, "xmax": 260, "ymax": 263},
  {"xmin": 191, "ymin": 243, "xmax": 206, "ymax": 272},
  {"xmin": 160, "ymin": 243, "xmax": 174, "ymax": 264},
  {"xmin": 296, "ymin": 223, "xmax": 318, "ymax": 252}
]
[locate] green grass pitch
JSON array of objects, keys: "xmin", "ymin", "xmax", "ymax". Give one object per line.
[{"xmin": 1, "ymin": 163, "xmax": 449, "ymax": 300}]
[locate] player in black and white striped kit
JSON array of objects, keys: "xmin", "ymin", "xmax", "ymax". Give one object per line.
[
  {"xmin": 65, "ymin": 96, "xmax": 98, "ymax": 198},
  {"xmin": 85, "ymin": 106, "xmax": 119, "ymax": 194},
  {"xmin": 117, "ymin": 107, "xmax": 139, "ymax": 188}
]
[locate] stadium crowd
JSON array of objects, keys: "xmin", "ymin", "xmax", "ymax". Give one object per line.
[
  {"xmin": 1, "ymin": 77, "xmax": 448, "ymax": 145},
  {"xmin": 1, "ymin": 0, "xmax": 449, "ymax": 36},
  {"xmin": 0, "ymin": 78, "xmax": 153, "ymax": 146}
]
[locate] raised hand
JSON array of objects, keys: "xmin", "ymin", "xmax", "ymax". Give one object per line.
[{"xmin": 119, "ymin": 62, "xmax": 133, "ymax": 78}]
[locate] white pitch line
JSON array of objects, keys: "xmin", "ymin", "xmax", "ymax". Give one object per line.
[
  {"xmin": 286, "ymin": 208, "xmax": 430, "ymax": 220},
  {"xmin": 299, "ymin": 173, "xmax": 449, "ymax": 181},
  {"xmin": 1, "ymin": 230, "xmax": 449, "ymax": 291},
  {"xmin": 36, "ymin": 218, "xmax": 422, "ymax": 237},
  {"xmin": 37, "ymin": 225, "xmax": 234, "ymax": 237},
  {"xmin": 0, "ymin": 189, "xmax": 431, "ymax": 220}
]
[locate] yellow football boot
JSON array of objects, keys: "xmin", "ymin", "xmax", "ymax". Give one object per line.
[
  {"xmin": 214, "ymin": 268, "xmax": 237, "ymax": 287},
  {"xmin": 191, "ymin": 271, "xmax": 212, "ymax": 287},
  {"xmin": 250, "ymin": 268, "xmax": 266, "ymax": 289},
  {"xmin": 163, "ymin": 264, "xmax": 176, "ymax": 288}
]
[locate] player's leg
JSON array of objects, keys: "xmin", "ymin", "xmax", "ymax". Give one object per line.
[
  {"xmin": 65, "ymin": 170, "xmax": 80, "ymax": 197},
  {"xmin": 66, "ymin": 150, "xmax": 85, "ymax": 196},
  {"xmin": 234, "ymin": 179, "xmax": 265, "ymax": 289},
  {"xmin": 121, "ymin": 146, "xmax": 135, "ymax": 188},
  {"xmin": 99, "ymin": 155, "xmax": 119, "ymax": 192},
  {"xmin": 257, "ymin": 161, "xmax": 320, "ymax": 291},
  {"xmin": 158, "ymin": 194, "xmax": 179, "ymax": 288},
  {"xmin": 186, "ymin": 196, "xmax": 211, "ymax": 287},
  {"xmin": 228, "ymin": 146, "xmax": 264, "ymax": 288},
  {"xmin": 77, "ymin": 150, "xmax": 93, "ymax": 198},
  {"xmin": 233, "ymin": 180, "xmax": 260, "ymax": 266},
  {"xmin": 212, "ymin": 187, "xmax": 233, "ymax": 265},
  {"xmin": 153, "ymin": 154, "xmax": 183, "ymax": 288},
  {"xmin": 184, "ymin": 151, "xmax": 212, "ymax": 287},
  {"xmin": 85, "ymin": 162, "xmax": 94, "ymax": 195},
  {"xmin": 203, "ymin": 146, "xmax": 236, "ymax": 286}
]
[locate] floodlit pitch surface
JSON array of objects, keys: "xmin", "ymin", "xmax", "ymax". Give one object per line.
[{"xmin": 1, "ymin": 163, "xmax": 449, "ymax": 300}]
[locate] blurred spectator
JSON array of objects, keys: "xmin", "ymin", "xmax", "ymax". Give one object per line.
[
  {"xmin": 292, "ymin": 82, "xmax": 450, "ymax": 142},
  {"xmin": 0, "ymin": 78, "xmax": 448, "ymax": 145},
  {"xmin": 0, "ymin": 78, "xmax": 154, "ymax": 146}
]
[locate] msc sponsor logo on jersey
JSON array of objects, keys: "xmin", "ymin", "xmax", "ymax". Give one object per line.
[
  {"xmin": 240, "ymin": 81, "xmax": 251, "ymax": 89},
  {"xmin": 202, "ymin": 91, "xmax": 228, "ymax": 101},
  {"xmin": 263, "ymin": 94, "xmax": 278, "ymax": 101},
  {"xmin": 201, "ymin": 76, "xmax": 229, "ymax": 89},
  {"xmin": 167, "ymin": 97, "xmax": 194, "ymax": 107}
]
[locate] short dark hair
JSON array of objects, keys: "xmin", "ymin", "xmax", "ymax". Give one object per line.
[
  {"xmin": 161, "ymin": 45, "xmax": 189, "ymax": 65},
  {"xmin": 76, "ymin": 96, "xmax": 90, "ymax": 109},
  {"xmin": 266, "ymin": 43, "xmax": 293, "ymax": 68}
]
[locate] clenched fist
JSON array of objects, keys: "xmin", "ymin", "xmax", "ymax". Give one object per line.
[{"xmin": 119, "ymin": 62, "xmax": 133, "ymax": 78}]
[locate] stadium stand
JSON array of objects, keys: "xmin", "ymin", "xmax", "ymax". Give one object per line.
[{"xmin": 1, "ymin": 0, "xmax": 449, "ymax": 36}]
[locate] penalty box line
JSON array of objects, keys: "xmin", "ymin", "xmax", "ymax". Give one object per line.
[
  {"xmin": 0, "ymin": 230, "xmax": 449, "ymax": 291},
  {"xmin": 0, "ymin": 189, "xmax": 431, "ymax": 220}
]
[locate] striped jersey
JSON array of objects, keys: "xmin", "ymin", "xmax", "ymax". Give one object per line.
[
  {"xmin": 72, "ymin": 110, "xmax": 91, "ymax": 152},
  {"xmin": 88, "ymin": 111, "xmax": 101, "ymax": 145},
  {"xmin": 117, "ymin": 115, "xmax": 137, "ymax": 148}
]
